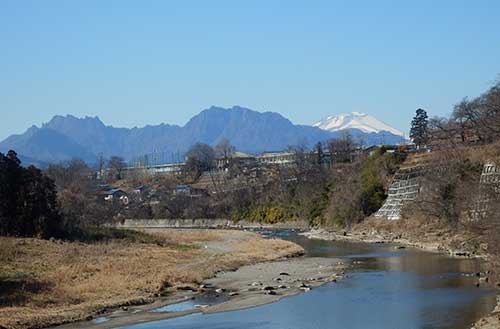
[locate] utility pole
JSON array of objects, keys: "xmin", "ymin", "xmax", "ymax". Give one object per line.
[{"xmin": 97, "ymin": 152, "xmax": 104, "ymax": 180}]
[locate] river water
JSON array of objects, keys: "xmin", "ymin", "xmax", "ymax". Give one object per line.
[{"xmin": 119, "ymin": 229, "xmax": 496, "ymax": 329}]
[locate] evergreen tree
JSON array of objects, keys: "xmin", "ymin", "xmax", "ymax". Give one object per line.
[
  {"xmin": 0, "ymin": 150, "xmax": 61, "ymax": 238},
  {"xmin": 410, "ymin": 108, "xmax": 429, "ymax": 149}
]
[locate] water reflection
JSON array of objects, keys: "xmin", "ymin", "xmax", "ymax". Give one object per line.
[
  {"xmin": 119, "ymin": 230, "xmax": 496, "ymax": 329},
  {"xmin": 150, "ymin": 301, "xmax": 196, "ymax": 313}
]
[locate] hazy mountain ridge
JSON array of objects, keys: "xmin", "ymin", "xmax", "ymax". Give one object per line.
[
  {"xmin": 1, "ymin": 128, "xmax": 97, "ymax": 164},
  {"xmin": 0, "ymin": 107, "xmax": 404, "ymax": 165},
  {"xmin": 0, "ymin": 106, "xmax": 336, "ymax": 164}
]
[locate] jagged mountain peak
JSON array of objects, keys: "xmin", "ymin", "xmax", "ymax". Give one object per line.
[
  {"xmin": 43, "ymin": 114, "xmax": 105, "ymax": 129},
  {"xmin": 186, "ymin": 105, "xmax": 293, "ymax": 127}
]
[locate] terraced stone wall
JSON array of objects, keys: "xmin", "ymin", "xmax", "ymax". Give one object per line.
[
  {"xmin": 470, "ymin": 162, "xmax": 500, "ymax": 221},
  {"xmin": 374, "ymin": 166, "xmax": 423, "ymax": 220}
]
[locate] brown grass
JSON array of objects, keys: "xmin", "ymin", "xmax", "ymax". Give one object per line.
[
  {"xmin": 0, "ymin": 230, "xmax": 302, "ymax": 329},
  {"xmin": 405, "ymin": 142, "xmax": 500, "ymax": 168},
  {"xmin": 147, "ymin": 228, "xmax": 223, "ymax": 244}
]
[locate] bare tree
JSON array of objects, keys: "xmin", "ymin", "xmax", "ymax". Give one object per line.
[
  {"xmin": 215, "ymin": 138, "xmax": 236, "ymax": 160},
  {"xmin": 327, "ymin": 132, "xmax": 357, "ymax": 163},
  {"xmin": 183, "ymin": 143, "xmax": 215, "ymax": 178},
  {"xmin": 109, "ymin": 156, "xmax": 126, "ymax": 180},
  {"xmin": 46, "ymin": 159, "xmax": 92, "ymax": 191},
  {"xmin": 432, "ymin": 81, "xmax": 500, "ymax": 147}
]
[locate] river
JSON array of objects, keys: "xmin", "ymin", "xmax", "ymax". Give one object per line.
[{"xmin": 116, "ymin": 229, "xmax": 495, "ymax": 329}]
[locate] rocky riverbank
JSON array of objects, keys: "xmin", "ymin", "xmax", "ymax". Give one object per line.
[
  {"xmin": 65, "ymin": 256, "xmax": 345, "ymax": 328},
  {"xmin": 472, "ymin": 295, "xmax": 500, "ymax": 329},
  {"xmin": 303, "ymin": 216, "xmax": 494, "ymax": 260},
  {"xmin": 203, "ymin": 257, "xmax": 345, "ymax": 313},
  {"xmin": 302, "ymin": 221, "xmax": 500, "ymax": 329},
  {"xmin": 301, "ymin": 228, "xmax": 481, "ymax": 257}
]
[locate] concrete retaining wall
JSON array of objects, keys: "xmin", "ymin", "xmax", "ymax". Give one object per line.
[
  {"xmin": 116, "ymin": 218, "xmax": 235, "ymax": 229},
  {"xmin": 115, "ymin": 218, "xmax": 309, "ymax": 229},
  {"xmin": 376, "ymin": 161, "xmax": 500, "ymax": 221},
  {"xmin": 470, "ymin": 162, "xmax": 500, "ymax": 221},
  {"xmin": 374, "ymin": 166, "xmax": 423, "ymax": 220}
]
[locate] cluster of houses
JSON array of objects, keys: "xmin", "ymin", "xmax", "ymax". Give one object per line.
[
  {"xmin": 95, "ymin": 179, "xmax": 212, "ymax": 208},
  {"xmin": 114, "ymin": 145, "xmax": 419, "ymax": 181},
  {"xmin": 96, "ymin": 144, "xmax": 416, "ymax": 207}
]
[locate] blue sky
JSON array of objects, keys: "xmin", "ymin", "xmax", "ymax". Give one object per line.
[{"xmin": 1, "ymin": 0, "xmax": 499, "ymax": 140}]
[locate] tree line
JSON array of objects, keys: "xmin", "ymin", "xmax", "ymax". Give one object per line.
[
  {"xmin": 427, "ymin": 80, "xmax": 500, "ymax": 147},
  {"xmin": 0, "ymin": 151, "xmax": 136, "ymax": 239}
]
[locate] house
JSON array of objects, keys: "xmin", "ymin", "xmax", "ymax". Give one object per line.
[
  {"xmin": 133, "ymin": 185, "xmax": 145, "ymax": 194},
  {"xmin": 363, "ymin": 145, "xmax": 379, "ymax": 156},
  {"xmin": 173, "ymin": 185, "xmax": 191, "ymax": 195},
  {"xmin": 257, "ymin": 151, "xmax": 296, "ymax": 166},
  {"xmin": 215, "ymin": 151, "xmax": 257, "ymax": 170},
  {"xmin": 97, "ymin": 188, "xmax": 129, "ymax": 205},
  {"xmin": 173, "ymin": 184, "xmax": 208, "ymax": 197}
]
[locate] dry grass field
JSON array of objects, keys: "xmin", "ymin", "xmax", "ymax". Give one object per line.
[{"xmin": 0, "ymin": 229, "xmax": 303, "ymax": 329}]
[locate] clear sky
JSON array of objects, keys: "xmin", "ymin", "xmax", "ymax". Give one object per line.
[{"xmin": 1, "ymin": 0, "xmax": 500, "ymax": 140}]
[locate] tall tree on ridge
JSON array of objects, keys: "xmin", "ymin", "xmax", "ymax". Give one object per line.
[{"xmin": 410, "ymin": 108, "xmax": 429, "ymax": 150}]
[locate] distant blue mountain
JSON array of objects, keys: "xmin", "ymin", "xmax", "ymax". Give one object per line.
[
  {"xmin": 0, "ymin": 106, "xmax": 404, "ymax": 164},
  {"xmin": 0, "ymin": 127, "xmax": 96, "ymax": 164}
]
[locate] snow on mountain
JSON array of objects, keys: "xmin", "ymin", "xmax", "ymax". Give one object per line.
[{"xmin": 313, "ymin": 112, "xmax": 404, "ymax": 137}]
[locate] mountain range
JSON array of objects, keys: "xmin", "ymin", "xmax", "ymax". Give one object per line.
[{"xmin": 0, "ymin": 106, "xmax": 405, "ymax": 166}]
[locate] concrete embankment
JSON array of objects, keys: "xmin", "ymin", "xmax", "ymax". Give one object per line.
[
  {"xmin": 115, "ymin": 218, "xmax": 309, "ymax": 229},
  {"xmin": 116, "ymin": 218, "xmax": 234, "ymax": 229}
]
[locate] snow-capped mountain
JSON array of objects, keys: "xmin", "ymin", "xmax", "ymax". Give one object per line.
[{"xmin": 313, "ymin": 112, "xmax": 404, "ymax": 137}]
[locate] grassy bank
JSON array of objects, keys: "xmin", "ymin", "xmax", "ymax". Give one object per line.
[{"xmin": 0, "ymin": 229, "xmax": 303, "ymax": 329}]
